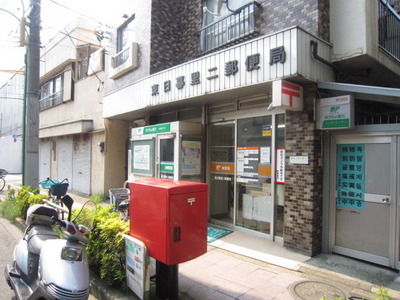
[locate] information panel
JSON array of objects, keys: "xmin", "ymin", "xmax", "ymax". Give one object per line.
[
  {"xmin": 336, "ymin": 144, "xmax": 365, "ymax": 209},
  {"xmin": 132, "ymin": 140, "xmax": 155, "ymax": 176}
]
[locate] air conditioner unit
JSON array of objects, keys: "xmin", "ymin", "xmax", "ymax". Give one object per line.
[{"xmin": 109, "ymin": 42, "xmax": 138, "ymax": 79}]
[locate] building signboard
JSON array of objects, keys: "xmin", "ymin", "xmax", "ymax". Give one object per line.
[
  {"xmin": 318, "ymin": 95, "xmax": 354, "ymax": 130},
  {"xmin": 272, "ymin": 80, "xmax": 303, "ymax": 111},
  {"xmin": 104, "ymin": 27, "xmax": 334, "ymax": 119}
]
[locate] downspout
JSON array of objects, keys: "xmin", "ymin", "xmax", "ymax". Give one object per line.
[{"xmin": 310, "ymin": 40, "xmax": 339, "ymax": 80}]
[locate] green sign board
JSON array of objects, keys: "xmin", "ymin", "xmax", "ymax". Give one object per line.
[
  {"xmin": 318, "ymin": 95, "xmax": 354, "ymax": 130},
  {"xmin": 137, "ymin": 123, "xmax": 171, "ymax": 135},
  {"xmin": 160, "ymin": 163, "xmax": 174, "ymax": 173}
]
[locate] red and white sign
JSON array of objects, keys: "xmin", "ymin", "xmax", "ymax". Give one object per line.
[{"xmin": 272, "ymin": 80, "xmax": 303, "ymax": 111}]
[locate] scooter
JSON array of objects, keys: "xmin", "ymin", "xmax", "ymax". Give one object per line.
[{"xmin": 5, "ymin": 194, "xmax": 96, "ymax": 300}]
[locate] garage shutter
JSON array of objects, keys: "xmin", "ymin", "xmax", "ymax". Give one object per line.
[{"xmin": 72, "ymin": 134, "xmax": 91, "ymax": 195}]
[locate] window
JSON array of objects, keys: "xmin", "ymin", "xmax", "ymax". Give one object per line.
[
  {"xmin": 115, "ymin": 16, "xmax": 136, "ymax": 68},
  {"xmin": 201, "ymin": 0, "xmax": 259, "ymax": 52},
  {"xmin": 39, "ymin": 74, "xmax": 64, "ymax": 110}
]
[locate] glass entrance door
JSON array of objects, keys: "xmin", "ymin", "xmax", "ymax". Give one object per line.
[
  {"xmin": 209, "ymin": 123, "xmax": 235, "ymax": 225},
  {"xmin": 208, "ymin": 115, "xmax": 286, "ymax": 238},
  {"xmin": 235, "ymin": 116, "xmax": 273, "ymax": 235},
  {"xmin": 158, "ymin": 135, "xmax": 175, "ymax": 179}
]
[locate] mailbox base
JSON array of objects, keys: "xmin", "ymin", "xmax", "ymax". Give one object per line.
[{"xmin": 156, "ymin": 261, "xmax": 179, "ymax": 300}]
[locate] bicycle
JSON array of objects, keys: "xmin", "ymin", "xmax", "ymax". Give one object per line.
[
  {"xmin": 0, "ymin": 169, "xmax": 7, "ymax": 192},
  {"xmin": 39, "ymin": 177, "xmax": 69, "ymax": 218}
]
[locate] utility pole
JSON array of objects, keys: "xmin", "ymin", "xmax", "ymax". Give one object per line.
[{"xmin": 23, "ymin": 0, "xmax": 41, "ymax": 188}]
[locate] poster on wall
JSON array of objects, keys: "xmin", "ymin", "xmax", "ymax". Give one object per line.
[
  {"xmin": 181, "ymin": 139, "xmax": 201, "ymax": 177},
  {"xmin": 276, "ymin": 148, "xmax": 285, "ymax": 183},
  {"xmin": 132, "ymin": 140, "xmax": 154, "ymax": 175},
  {"xmin": 134, "ymin": 145, "xmax": 150, "ymax": 170},
  {"xmin": 237, "ymin": 147, "xmax": 259, "ymax": 179},
  {"xmin": 336, "ymin": 144, "xmax": 365, "ymax": 209}
]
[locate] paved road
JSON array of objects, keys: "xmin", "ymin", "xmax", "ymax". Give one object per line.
[{"xmin": 0, "ymin": 216, "xmax": 21, "ymax": 299}]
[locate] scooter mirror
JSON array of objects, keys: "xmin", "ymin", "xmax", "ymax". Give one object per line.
[{"xmin": 61, "ymin": 195, "xmax": 74, "ymax": 221}]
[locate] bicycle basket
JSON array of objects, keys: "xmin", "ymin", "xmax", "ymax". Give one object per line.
[
  {"xmin": 50, "ymin": 182, "xmax": 69, "ymax": 197},
  {"xmin": 0, "ymin": 169, "xmax": 7, "ymax": 177},
  {"xmin": 40, "ymin": 180, "xmax": 60, "ymax": 189}
]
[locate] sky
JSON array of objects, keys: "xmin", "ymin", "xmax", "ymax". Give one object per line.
[{"xmin": 0, "ymin": 0, "xmax": 130, "ymax": 86}]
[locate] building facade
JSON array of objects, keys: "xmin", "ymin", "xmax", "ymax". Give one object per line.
[
  {"xmin": 102, "ymin": 0, "xmax": 400, "ymax": 266},
  {"xmin": 38, "ymin": 18, "xmax": 128, "ymax": 195},
  {"xmin": 0, "ymin": 73, "xmax": 24, "ymax": 173}
]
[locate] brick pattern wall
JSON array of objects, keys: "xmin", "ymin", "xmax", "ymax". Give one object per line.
[
  {"xmin": 149, "ymin": 0, "xmax": 330, "ymax": 71},
  {"xmin": 284, "ymin": 86, "xmax": 323, "ymax": 256},
  {"xmin": 150, "ymin": 0, "xmax": 203, "ymax": 74}
]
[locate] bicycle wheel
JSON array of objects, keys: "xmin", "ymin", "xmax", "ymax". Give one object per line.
[{"xmin": 0, "ymin": 177, "xmax": 5, "ymax": 192}]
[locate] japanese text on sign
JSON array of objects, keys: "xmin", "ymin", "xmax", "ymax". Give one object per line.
[
  {"xmin": 151, "ymin": 47, "xmax": 286, "ymax": 96},
  {"xmin": 276, "ymin": 148, "xmax": 285, "ymax": 183},
  {"xmin": 336, "ymin": 144, "xmax": 365, "ymax": 209}
]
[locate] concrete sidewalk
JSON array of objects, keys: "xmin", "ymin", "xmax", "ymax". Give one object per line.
[{"xmin": 2, "ymin": 174, "xmax": 400, "ymax": 299}]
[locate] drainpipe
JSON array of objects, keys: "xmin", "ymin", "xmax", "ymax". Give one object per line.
[{"xmin": 310, "ymin": 40, "xmax": 339, "ymax": 80}]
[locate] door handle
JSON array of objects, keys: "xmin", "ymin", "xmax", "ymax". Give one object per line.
[{"xmin": 382, "ymin": 197, "xmax": 390, "ymax": 204}]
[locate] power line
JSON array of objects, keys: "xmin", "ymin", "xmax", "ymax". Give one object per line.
[{"xmin": 47, "ymin": 0, "xmax": 103, "ymax": 26}]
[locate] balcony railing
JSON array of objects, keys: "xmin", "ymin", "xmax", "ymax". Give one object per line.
[
  {"xmin": 200, "ymin": 2, "xmax": 260, "ymax": 53},
  {"xmin": 112, "ymin": 47, "xmax": 130, "ymax": 68},
  {"xmin": 39, "ymin": 91, "xmax": 63, "ymax": 111},
  {"xmin": 378, "ymin": 0, "xmax": 400, "ymax": 62},
  {"xmin": 109, "ymin": 42, "xmax": 138, "ymax": 79}
]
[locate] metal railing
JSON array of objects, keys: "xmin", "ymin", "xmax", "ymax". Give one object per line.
[
  {"xmin": 112, "ymin": 47, "xmax": 130, "ymax": 68},
  {"xmin": 200, "ymin": 2, "xmax": 259, "ymax": 53},
  {"xmin": 39, "ymin": 90, "xmax": 63, "ymax": 110},
  {"xmin": 378, "ymin": 0, "xmax": 400, "ymax": 62}
]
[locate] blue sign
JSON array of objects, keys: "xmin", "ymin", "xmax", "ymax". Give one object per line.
[{"xmin": 336, "ymin": 144, "xmax": 365, "ymax": 209}]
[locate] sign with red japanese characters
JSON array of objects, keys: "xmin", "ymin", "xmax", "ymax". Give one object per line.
[{"xmin": 272, "ymin": 80, "xmax": 303, "ymax": 111}]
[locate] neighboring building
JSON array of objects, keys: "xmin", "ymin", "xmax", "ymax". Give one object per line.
[
  {"xmin": 0, "ymin": 73, "xmax": 24, "ymax": 173},
  {"xmin": 104, "ymin": 0, "xmax": 400, "ymax": 268},
  {"xmin": 38, "ymin": 17, "xmax": 128, "ymax": 195}
]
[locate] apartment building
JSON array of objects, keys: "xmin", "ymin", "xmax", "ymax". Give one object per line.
[
  {"xmin": 65, "ymin": 0, "xmax": 399, "ymax": 267},
  {"xmin": 38, "ymin": 17, "xmax": 127, "ymax": 195}
]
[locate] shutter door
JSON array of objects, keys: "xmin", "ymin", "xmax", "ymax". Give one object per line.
[
  {"xmin": 72, "ymin": 134, "xmax": 91, "ymax": 195},
  {"xmin": 39, "ymin": 140, "xmax": 51, "ymax": 181},
  {"xmin": 57, "ymin": 136, "xmax": 73, "ymax": 188}
]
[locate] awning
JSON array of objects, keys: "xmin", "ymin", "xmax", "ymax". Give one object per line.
[
  {"xmin": 317, "ymin": 82, "xmax": 400, "ymax": 104},
  {"xmin": 39, "ymin": 120, "xmax": 93, "ymax": 138}
]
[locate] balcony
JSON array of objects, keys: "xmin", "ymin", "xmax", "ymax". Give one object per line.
[
  {"xmin": 378, "ymin": 0, "xmax": 400, "ymax": 62},
  {"xmin": 200, "ymin": 2, "xmax": 260, "ymax": 53},
  {"xmin": 39, "ymin": 91, "xmax": 63, "ymax": 111},
  {"xmin": 109, "ymin": 42, "xmax": 138, "ymax": 79},
  {"xmin": 330, "ymin": 0, "xmax": 400, "ymax": 87}
]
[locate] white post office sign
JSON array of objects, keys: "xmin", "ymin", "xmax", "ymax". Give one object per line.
[{"xmin": 318, "ymin": 95, "xmax": 354, "ymax": 130}]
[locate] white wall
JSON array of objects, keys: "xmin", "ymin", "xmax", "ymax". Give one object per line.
[
  {"xmin": 330, "ymin": 0, "xmax": 368, "ymax": 61},
  {"xmin": 0, "ymin": 136, "xmax": 22, "ymax": 173}
]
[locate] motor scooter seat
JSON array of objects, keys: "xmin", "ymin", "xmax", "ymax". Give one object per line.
[{"xmin": 27, "ymin": 225, "xmax": 59, "ymax": 255}]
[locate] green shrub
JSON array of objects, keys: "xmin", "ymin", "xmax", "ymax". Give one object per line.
[
  {"xmin": 89, "ymin": 194, "xmax": 106, "ymax": 204},
  {"xmin": 86, "ymin": 205, "xmax": 129, "ymax": 290},
  {"xmin": 0, "ymin": 186, "xmax": 47, "ymax": 221}
]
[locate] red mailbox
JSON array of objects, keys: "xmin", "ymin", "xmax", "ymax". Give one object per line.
[{"xmin": 129, "ymin": 179, "xmax": 208, "ymax": 265}]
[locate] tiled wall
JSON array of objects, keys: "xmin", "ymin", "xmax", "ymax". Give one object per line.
[
  {"xmin": 284, "ymin": 87, "xmax": 323, "ymax": 256},
  {"xmin": 149, "ymin": 0, "xmax": 330, "ymax": 73}
]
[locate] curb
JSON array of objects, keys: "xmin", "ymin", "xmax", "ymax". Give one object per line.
[{"xmin": 89, "ymin": 271, "xmax": 136, "ymax": 300}]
